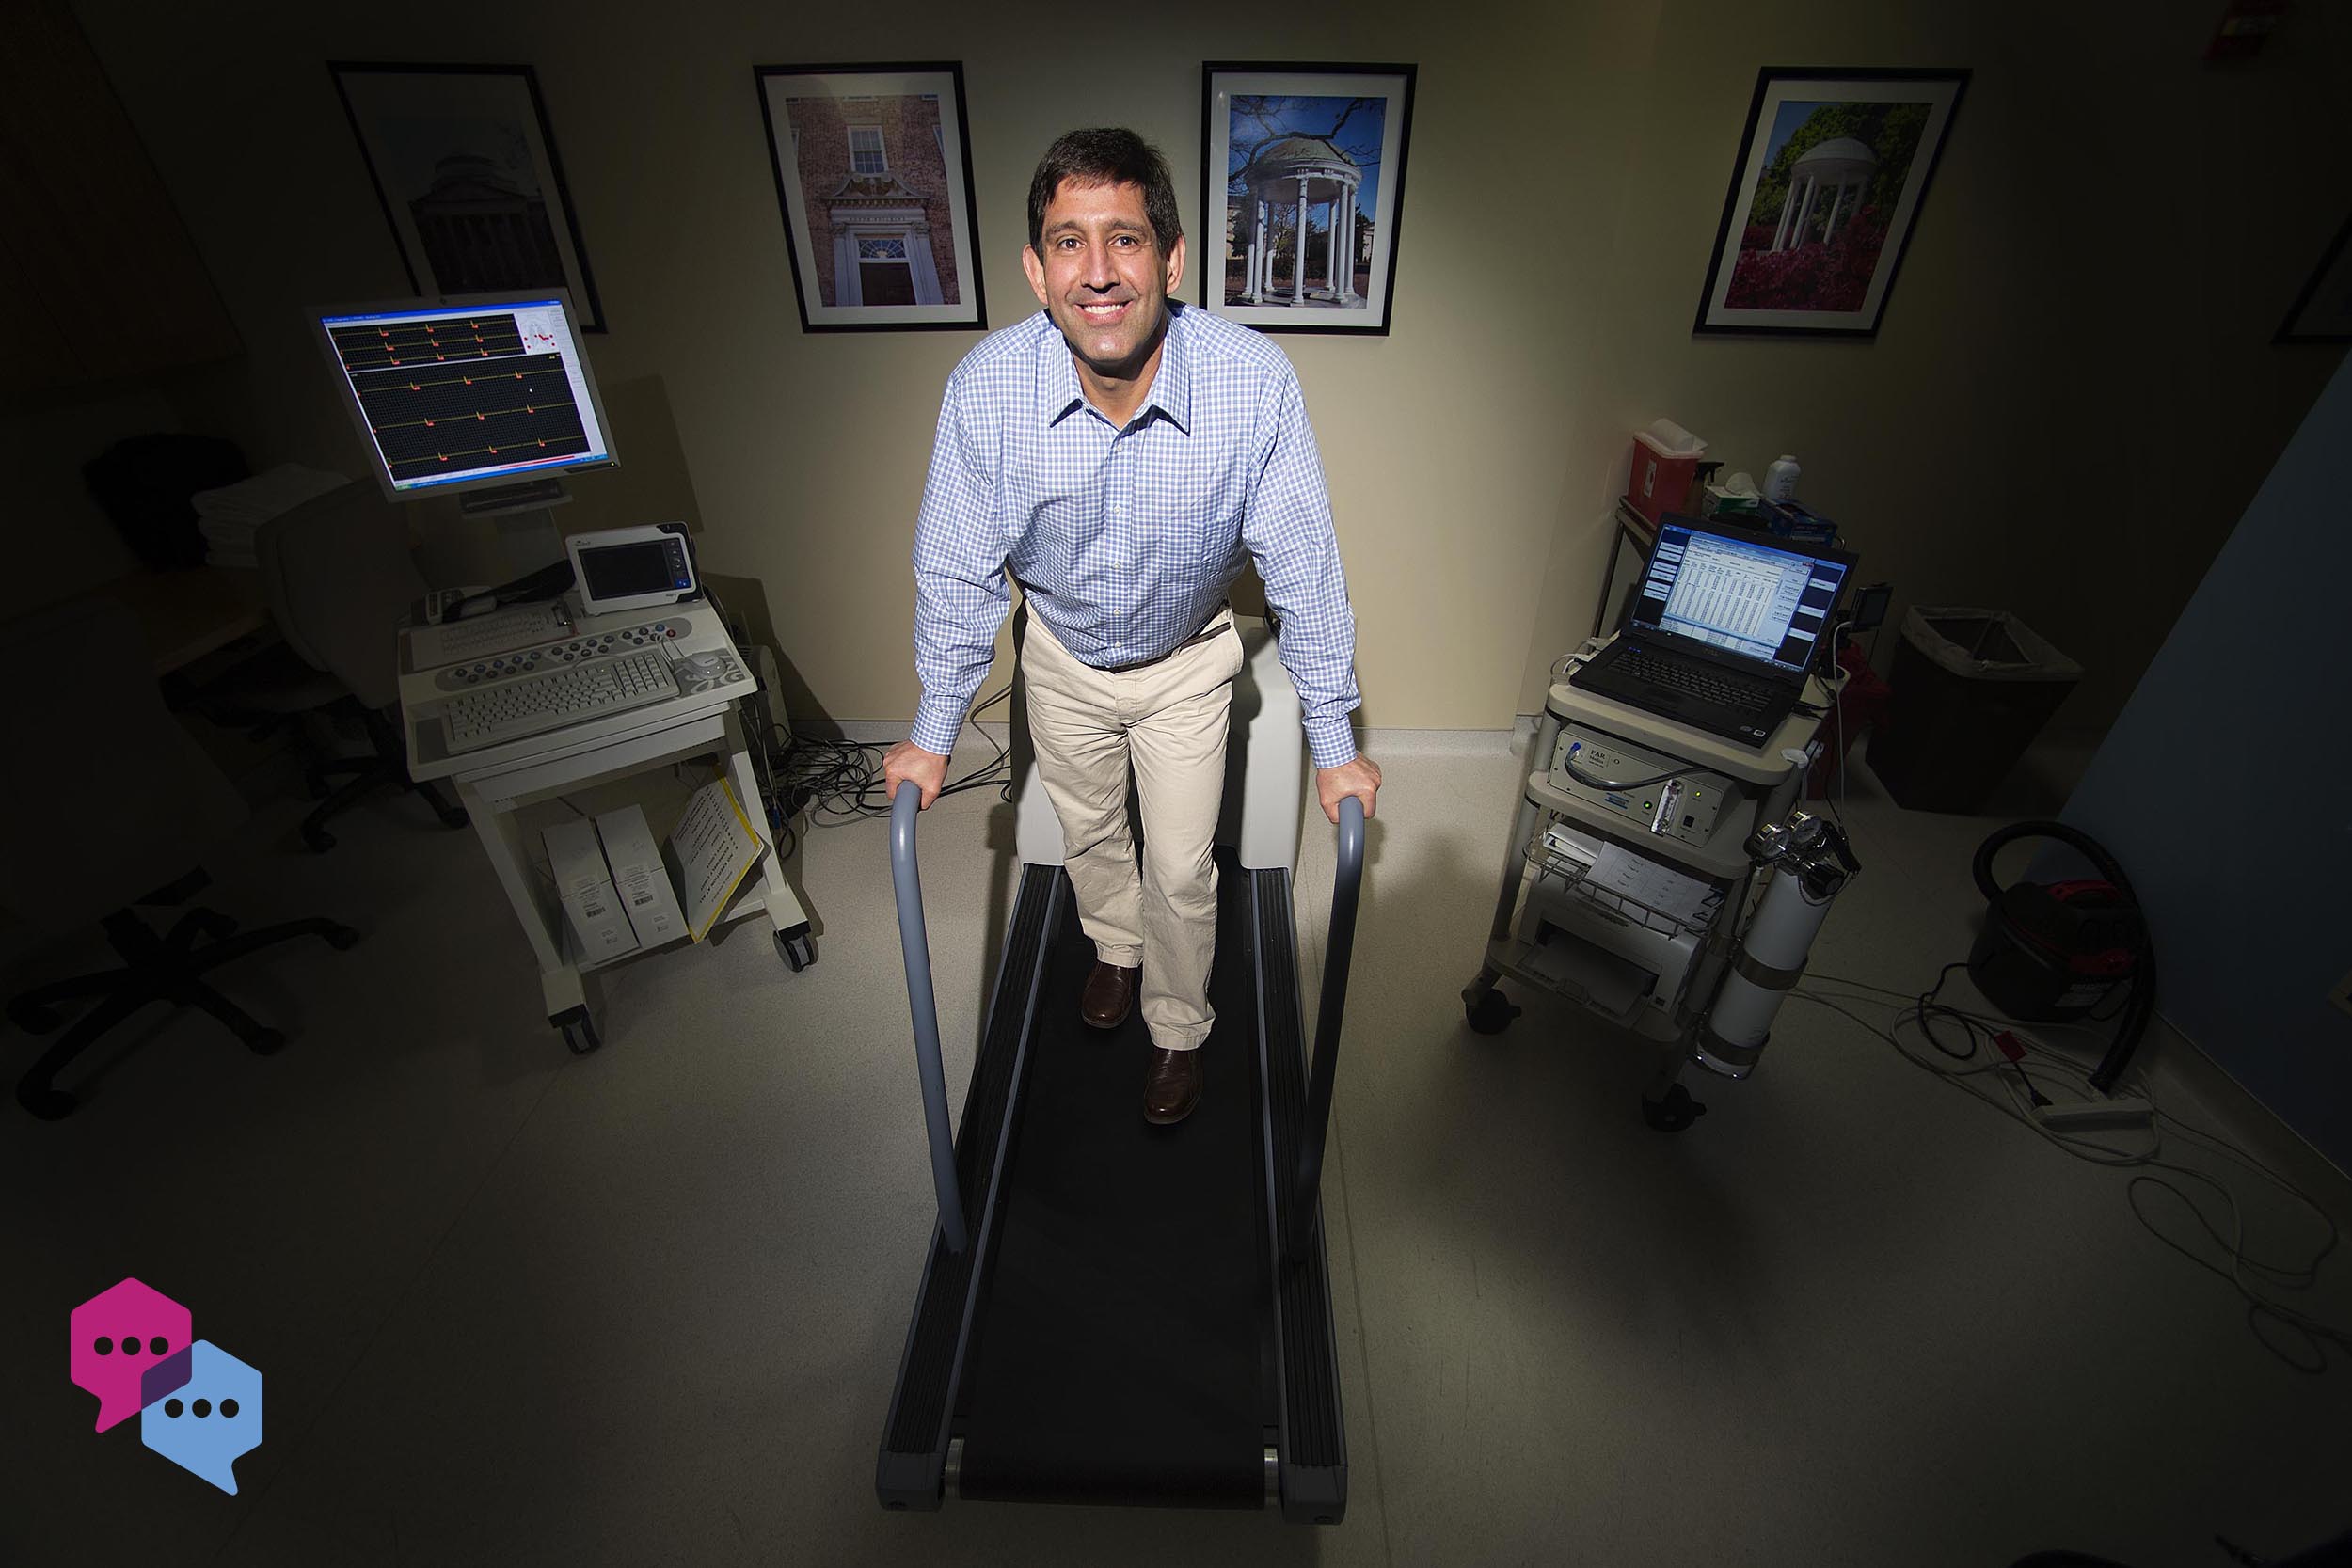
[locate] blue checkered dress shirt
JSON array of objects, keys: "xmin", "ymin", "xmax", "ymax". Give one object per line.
[{"xmin": 910, "ymin": 304, "xmax": 1360, "ymax": 768}]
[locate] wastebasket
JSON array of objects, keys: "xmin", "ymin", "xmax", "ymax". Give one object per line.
[{"xmin": 1866, "ymin": 608, "xmax": 2081, "ymax": 814}]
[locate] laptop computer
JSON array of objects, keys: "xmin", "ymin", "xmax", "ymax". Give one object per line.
[{"xmin": 1570, "ymin": 515, "xmax": 1856, "ymax": 747}]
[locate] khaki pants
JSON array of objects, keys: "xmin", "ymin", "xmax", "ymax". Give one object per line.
[{"xmin": 1020, "ymin": 610, "xmax": 1243, "ymax": 1053}]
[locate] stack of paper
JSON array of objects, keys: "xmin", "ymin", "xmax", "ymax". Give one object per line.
[
  {"xmin": 664, "ymin": 776, "xmax": 768, "ymax": 942},
  {"xmin": 1582, "ymin": 846, "xmax": 1719, "ymax": 928}
]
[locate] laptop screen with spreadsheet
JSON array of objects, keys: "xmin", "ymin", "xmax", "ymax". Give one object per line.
[{"xmin": 1629, "ymin": 520, "xmax": 1851, "ymax": 673}]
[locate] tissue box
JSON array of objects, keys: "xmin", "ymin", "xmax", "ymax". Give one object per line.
[
  {"xmin": 545, "ymin": 818, "xmax": 638, "ymax": 962},
  {"xmin": 1702, "ymin": 483, "xmax": 1762, "ymax": 520},
  {"xmin": 596, "ymin": 804, "xmax": 688, "ymax": 948}
]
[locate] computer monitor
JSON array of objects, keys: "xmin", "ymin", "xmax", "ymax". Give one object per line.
[
  {"xmin": 1629, "ymin": 516, "xmax": 1854, "ymax": 673},
  {"xmin": 312, "ymin": 291, "xmax": 617, "ymax": 508}
]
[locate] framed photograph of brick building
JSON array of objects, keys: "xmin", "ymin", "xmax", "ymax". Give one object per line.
[
  {"xmin": 329, "ymin": 62, "xmax": 606, "ymax": 331},
  {"xmin": 755, "ymin": 64, "xmax": 986, "ymax": 332}
]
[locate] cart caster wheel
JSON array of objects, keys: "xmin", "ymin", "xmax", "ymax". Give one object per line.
[
  {"xmin": 1642, "ymin": 1083, "xmax": 1707, "ymax": 1132},
  {"xmin": 246, "ymin": 1028, "xmax": 288, "ymax": 1057},
  {"xmin": 561, "ymin": 1014, "xmax": 602, "ymax": 1055},
  {"xmin": 19, "ymin": 1085, "xmax": 77, "ymax": 1120},
  {"xmin": 303, "ymin": 826, "xmax": 336, "ymax": 854},
  {"xmin": 778, "ymin": 929, "xmax": 816, "ymax": 972},
  {"xmin": 1462, "ymin": 981, "xmax": 1519, "ymax": 1036},
  {"xmin": 325, "ymin": 924, "xmax": 362, "ymax": 951}
]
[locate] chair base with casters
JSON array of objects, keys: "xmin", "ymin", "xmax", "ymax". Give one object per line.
[
  {"xmin": 300, "ymin": 702, "xmax": 468, "ymax": 853},
  {"xmin": 8, "ymin": 869, "xmax": 359, "ymax": 1120}
]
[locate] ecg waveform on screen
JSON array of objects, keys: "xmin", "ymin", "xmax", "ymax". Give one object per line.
[
  {"xmin": 329, "ymin": 314, "xmax": 591, "ymax": 483},
  {"xmin": 331, "ymin": 313, "xmax": 528, "ymax": 371}
]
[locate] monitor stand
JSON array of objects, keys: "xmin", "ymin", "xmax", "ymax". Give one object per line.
[{"xmin": 460, "ymin": 479, "xmax": 573, "ymax": 578}]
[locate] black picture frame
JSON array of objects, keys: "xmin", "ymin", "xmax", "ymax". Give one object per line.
[
  {"xmin": 753, "ymin": 62, "xmax": 987, "ymax": 333},
  {"xmin": 327, "ymin": 61, "xmax": 606, "ymax": 331},
  {"xmin": 1693, "ymin": 66, "xmax": 1968, "ymax": 339},
  {"xmin": 2275, "ymin": 210, "xmax": 2352, "ymax": 344},
  {"xmin": 1201, "ymin": 62, "xmax": 1417, "ymax": 336}
]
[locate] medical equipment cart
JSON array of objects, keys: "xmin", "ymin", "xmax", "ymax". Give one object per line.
[{"xmin": 1463, "ymin": 641, "xmax": 1833, "ymax": 1132}]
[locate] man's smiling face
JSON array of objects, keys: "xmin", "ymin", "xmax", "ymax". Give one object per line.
[{"xmin": 1022, "ymin": 177, "xmax": 1186, "ymax": 385}]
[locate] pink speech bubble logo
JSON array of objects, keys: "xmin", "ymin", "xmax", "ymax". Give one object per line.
[{"xmin": 69, "ymin": 1279, "xmax": 193, "ymax": 1433}]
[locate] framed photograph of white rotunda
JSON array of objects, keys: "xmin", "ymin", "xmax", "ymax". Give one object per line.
[
  {"xmin": 1694, "ymin": 67, "xmax": 1969, "ymax": 338},
  {"xmin": 1203, "ymin": 63, "xmax": 1417, "ymax": 336}
]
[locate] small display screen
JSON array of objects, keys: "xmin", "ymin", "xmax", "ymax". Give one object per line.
[{"xmin": 580, "ymin": 539, "xmax": 690, "ymax": 601}]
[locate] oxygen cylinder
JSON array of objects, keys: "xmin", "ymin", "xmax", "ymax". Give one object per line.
[{"xmin": 1695, "ymin": 813, "xmax": 1857, "ymax": 1079}]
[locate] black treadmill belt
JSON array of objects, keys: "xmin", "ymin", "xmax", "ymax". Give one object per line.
[{"xmin": 955, "ymin": 860, "xmax": 1270, "ymax": 1508}]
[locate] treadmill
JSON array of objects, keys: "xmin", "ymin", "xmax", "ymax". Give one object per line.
[{"xmin": 877, "ymin": 617, "xmax": 1363, "ymax": 1523}]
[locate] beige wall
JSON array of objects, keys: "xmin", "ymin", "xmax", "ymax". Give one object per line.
[
  {"xmin": 56, "ymin": 0, "xmax": 2347, "ymax": 734},
  {"xmin": 1520, "ymin": 0, "xmax": 2351, "ymax": 721}
]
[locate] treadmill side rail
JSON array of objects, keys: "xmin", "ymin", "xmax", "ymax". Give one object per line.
[
  {"xmin": 876, "ymin": 866, "xmax": 1063, "ymax": 1510},
  {"xmin": 1252, "ymin": 865, "xmax": 1351, "ymax": 1526}
]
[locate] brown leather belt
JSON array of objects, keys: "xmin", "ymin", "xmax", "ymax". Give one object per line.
[{"xmin": 1103, "ymin": 610, "xmax": 1232, "ymax": 673}]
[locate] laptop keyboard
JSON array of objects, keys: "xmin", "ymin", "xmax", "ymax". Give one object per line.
[{"xmin": 1614, "ymin": 647, "xmax": 1773, "ymax": 712}]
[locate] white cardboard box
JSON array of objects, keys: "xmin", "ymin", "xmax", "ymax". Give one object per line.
[
  {"xmin": 595, "ymin": 804, "xmax": 688, "ymax": 948},
  {"xmin": 544, "ymin": 818, "xmax": 638, "ymax": 961}
]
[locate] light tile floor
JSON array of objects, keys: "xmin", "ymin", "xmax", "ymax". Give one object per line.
[{"xmin": 4, "ymin": 731, "xmax": 2347, "ymax": 1567}]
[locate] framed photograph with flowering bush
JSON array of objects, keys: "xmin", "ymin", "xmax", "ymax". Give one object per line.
[{"xmin": 1694, "ymin": 68, "xmax": 1968, "ymax": 338}]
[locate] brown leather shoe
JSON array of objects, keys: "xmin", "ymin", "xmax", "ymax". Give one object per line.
[
  {"xmin": 1080, "ymin": 961, "xmax": 1138, "ymax": 1029},
  {"xmin": 1143, "ymin": 1047, "xmax": 1203, "ymax": 1125}
]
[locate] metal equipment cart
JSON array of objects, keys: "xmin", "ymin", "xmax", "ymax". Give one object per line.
[{"xmin": 1463, "ymin": 642, "xmax": 1829, "ymax": 1131}]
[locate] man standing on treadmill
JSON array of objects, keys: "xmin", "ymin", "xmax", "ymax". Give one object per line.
[{"xmin": 882, "ymin": 127, "xmax": 1377, "ymax": 1127}]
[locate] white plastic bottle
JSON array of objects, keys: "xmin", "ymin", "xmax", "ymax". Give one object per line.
[{"xmin": 1763, "ymin": 454, "xmax": 1802, "ymax": 502}]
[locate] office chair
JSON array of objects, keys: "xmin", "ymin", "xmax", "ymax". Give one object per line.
[
  {"xmin": 3, "ymin": 596, "xmax": 358, "ymax": 1120},
  {"xmin": 236, "ymin": 482, "xmax": 466, "ymax": 851}
]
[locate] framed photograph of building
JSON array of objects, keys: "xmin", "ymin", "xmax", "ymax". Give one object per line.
[
  {"xmin": 1694, "ymin": 68, "xmax": 1968, "ymax": 338},
  {"xmin": 755, "ymin": 63, "xmax": 986, "ymax": 332},
  {"xmin": 2275, "ymin": 211, "xmax": 2352, "ymax": 343},
  {"xmin": 1202, "ymin": 63, "xmax": 1416, "ymax": 336},
  {"xmin": 328, "ymin": 62, "xmax": 606, "ymax": 331}
]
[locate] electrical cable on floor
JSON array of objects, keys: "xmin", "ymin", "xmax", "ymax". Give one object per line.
[
  {"xmin": 1911, "ymin": 959, "xmax": 1985, "ymax": 1062},
  {"xmin": 756, "ymin": 683, "xmax": 1016, "ymax": 843},
  {"xmin": 1788, "ymin": 979, "xmax": 2352, "ymax": 1373},
  {"xmin": 609, "ymin": 594, "xmax": 1024, "ymax": 861}
]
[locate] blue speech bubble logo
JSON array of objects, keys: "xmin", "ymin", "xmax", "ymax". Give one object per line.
[{"xmin": 139, "ymin": 1340, "xmax": 262, "ymax": 1495}]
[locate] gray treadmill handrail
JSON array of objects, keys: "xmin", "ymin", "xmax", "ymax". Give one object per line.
[
  {"xmin": 891, "ymin": 781, "xmax": 968, "ymax": 1256},
  {"xmin": 1292, "ymin": 794, "xmax": 1364, "ymax": 1235}
]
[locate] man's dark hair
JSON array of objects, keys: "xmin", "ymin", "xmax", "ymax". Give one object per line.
[{"xmin": 1027, "ymin": 128, "xmax": 1184, "ymax": 257}]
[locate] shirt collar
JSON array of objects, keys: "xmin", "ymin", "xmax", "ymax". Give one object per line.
[
  {"xmin": 1037, "ymin": 305, "xmax": 1193, "ymax": 435},
  {"xmin": 1144, "ymin": 307, "xmax": 1192, "ymax": 435},
  {"xmin": 1041, "ymin": 320, "xmax": 1087, "ymax": 427}
]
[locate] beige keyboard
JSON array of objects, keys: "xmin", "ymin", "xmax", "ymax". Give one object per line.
[{"xmin": 442, "ymin": 648, "xmax": 680, "ymax": 752}]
